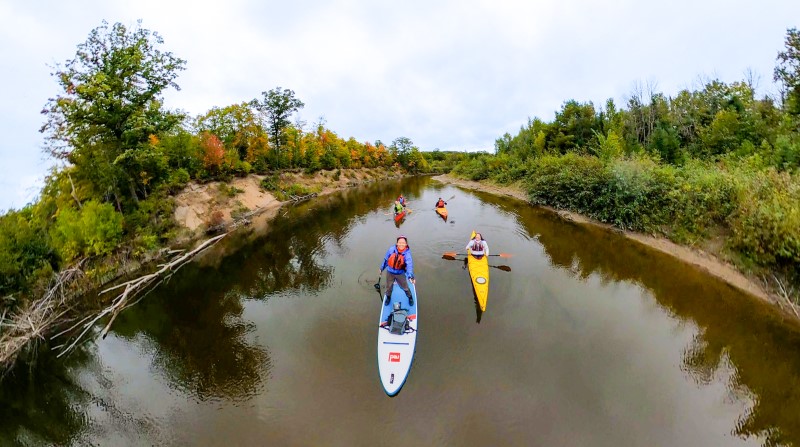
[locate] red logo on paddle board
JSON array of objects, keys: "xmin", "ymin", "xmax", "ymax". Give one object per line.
[{"xmin": 389, "ymin": 352, "xmax": 401, "ymax": 362}]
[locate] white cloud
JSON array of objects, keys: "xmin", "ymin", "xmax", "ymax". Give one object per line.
[{"xmin": 1, "ymin": 0, "xmax": 799, "ymax": 210}]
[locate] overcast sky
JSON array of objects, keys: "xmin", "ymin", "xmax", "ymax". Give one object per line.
[{"xmin": 1, "ymin": 0, "xmax": 798, "ymax": 211}]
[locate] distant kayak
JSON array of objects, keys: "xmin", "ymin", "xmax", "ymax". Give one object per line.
[
  {"xmin": 377, "ymin": 277, "xmax": 418, "ymax": 396},
  {"xmin": 394, "ymin": 210, "xmax": 406, "ymax": 222},
  {"xmin": 467, "ymin": 231, "xmax": 489, "ymax": 311},
  {"xmin": 435, "ymin": 206, "xmax": 447, "ymax": 221}
]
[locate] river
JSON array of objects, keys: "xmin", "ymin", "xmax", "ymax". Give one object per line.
[{"xmin": 2, "ymin": 176, "xmax": 800, "ymax": 446}]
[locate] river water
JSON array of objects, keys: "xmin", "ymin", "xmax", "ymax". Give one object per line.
[{"xmin": 2, "ymin": 176, "xmax": 800, "ymax": 446}]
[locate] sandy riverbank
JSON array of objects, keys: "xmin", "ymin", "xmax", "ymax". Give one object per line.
[
  {"xmin": 432, "ymin": 174, "xmax": 775, "ymax": 306},
  {"xmin": 172, "ymin": 168, "xmax": 406, "ymax": 238}
]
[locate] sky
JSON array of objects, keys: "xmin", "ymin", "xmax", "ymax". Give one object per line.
[{"xmin": 1, "ymin": 0, "xmax": 798, "ymax": 211}]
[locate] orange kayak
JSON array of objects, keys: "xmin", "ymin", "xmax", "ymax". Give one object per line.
[{"xmin": 435, "ymin": 206, "xmax": 448, "ymax": 220}]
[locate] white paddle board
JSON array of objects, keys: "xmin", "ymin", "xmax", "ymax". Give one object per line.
[{"xmin": 377, "ymin": 277, "xmax": 418, "ymax": 396}]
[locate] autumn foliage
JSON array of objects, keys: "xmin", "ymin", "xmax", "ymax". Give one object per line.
[{"xmin": 200, "ymin": 132, "xmax": 225, "ymax": 171}]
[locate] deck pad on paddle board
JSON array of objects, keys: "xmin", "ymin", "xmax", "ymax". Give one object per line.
[{"xmin": 377, "ymin": 277, "xmax": 418, "ymax": 396}]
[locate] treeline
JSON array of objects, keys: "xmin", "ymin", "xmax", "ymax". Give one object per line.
[
  {"xmin": 453, "ymin": 28, "xmax": 800, "ymax": 301},
  {"xmin": 0, "ymin": 21, "xmax": 441, "ymax": 316}
]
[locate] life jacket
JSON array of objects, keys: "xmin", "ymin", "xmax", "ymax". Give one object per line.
[
  {"xmin": 471, "ymin": 240, "xmax": 485, "ymax": 252},
  {"xmin": 436, "ymin": 200, "xmax": 445, "ymax": 208},
  {"xmin": 387, "ymin": 248, "xmax": 407, "ymax": 270}
]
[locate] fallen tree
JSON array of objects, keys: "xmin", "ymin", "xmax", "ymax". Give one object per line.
[
  {"xmin": 0, "ymin": 233, "xmax": 227, "ymax": 374},
  {"xmin": 51, "ymin": 233, "xmax": 227, "ymax": 358}
]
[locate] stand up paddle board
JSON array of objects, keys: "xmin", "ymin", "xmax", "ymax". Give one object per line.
[{"xmin": 377, "ymin": 277, "xmax": 418, "ymax": 396}]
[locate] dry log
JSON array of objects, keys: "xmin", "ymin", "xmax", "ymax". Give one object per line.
[{"xmin": 0, "ymin": 260, "xmax": 85, "ymax": 370}]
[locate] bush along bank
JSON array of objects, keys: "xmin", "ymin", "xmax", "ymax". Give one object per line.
[
  {"xmin": 452, "ymin": 152, "xmax": 800, "ymax": 314},
  {"xmin": 451, "ymin": 26, "xmax": 800, "ymax": 314}
]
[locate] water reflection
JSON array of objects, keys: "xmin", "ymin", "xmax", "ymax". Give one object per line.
[
  {"xmin": 108, "ymin": 177, "xmax": 429, "ymax": 403},
  {"xmin": 4, "ymin": 177, "xmax": 800, "ymax": 446},
  {"xmin": 0, "ymin": 345, "xmax": 92, "ymax": 446},
  {"xmin": 474, "ymin": 190, "xmax": 800, "ymax": 446}
]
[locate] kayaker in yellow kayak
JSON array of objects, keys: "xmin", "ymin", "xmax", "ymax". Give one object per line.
[
  {"xmin": 434, "ymin": 197, "xmax": 447, "ymax": 209},
  {"xmin": 465, "ymin": 232, "xmax": 488, "ymax": 259},
  {"xmin": 465, "ymin": 231, "xmax": 490, "ymax": 311}
]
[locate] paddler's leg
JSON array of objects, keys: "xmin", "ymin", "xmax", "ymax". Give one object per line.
[
  {"xmin": 393, "ymin": 274, "xmax": 413, "ymax": 306},
  {"xmin": 383, "ymin": 270, "xmax": 394, "ymax": 305}
]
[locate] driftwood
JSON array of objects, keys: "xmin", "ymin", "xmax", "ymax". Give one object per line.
[
  {"xmin": 763, "ymin": 273, "xmax": 799, "ymax": 318},
  {"xmin": 205, "ymin": 209, "xmax": 260, "ymax": 235},
  {"xmin": 289, "ymin": 192, "xmax": 317, "ymax": 203},
  {"xmin": 52, "ymin": 233, "xmax": 227, "ymax": 358},
  {"xmin": 0, "ymin": 260, "xmax": 86, "ymax": 370}
]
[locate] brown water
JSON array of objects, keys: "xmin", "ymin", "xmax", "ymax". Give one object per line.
[{"xmin": 2, "ymin": 176, "xmax": 800, "ymax": 446}]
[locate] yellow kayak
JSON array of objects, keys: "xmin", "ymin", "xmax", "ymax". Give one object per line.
[
  {"xmin": 435, "ymin": 206, "xmax": 448, "ymax": 220},
  {"xmin": 467, "ymin": 231, "xmax": 489, "ymax": 311}
]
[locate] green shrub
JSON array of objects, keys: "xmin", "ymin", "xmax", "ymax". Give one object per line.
[
  {"xmin": 231, "ymin": 204, "xmax": 250, "ymax": 220},
  {"xmin": 219, "ymin": 183, "xmax": 244, "ymax": 198},
  {"xmin": 50, "ymin": 200, "xmax": 124, "ymax": 261},
  {"xmin": 526, "ymin": 154, "xmax": 608, "ymax": 215},
  {"xmin": 125, "ymin": 193, "xmax": 176, "ymax": 238},
  {"xmin": 260, "ymin": 176, "xmax": 279, "ymax": 191},
  {"xmin": 729, "ymin": 168, "xmax": 800, "ymax": 278},
  {"xmin": 167, "ymin": 168, "xmax": 190, "ymax": 194},
  {"xmin": 0, "ymin": 207, "xmax": 54, "ymax": 298},
  {"xmin": 525, "ymin": 154, "xmax": 738, "ymax": 239},
  {"xmin": 232, "ymin": 160, "xmax": 252, "ymax": 177}
]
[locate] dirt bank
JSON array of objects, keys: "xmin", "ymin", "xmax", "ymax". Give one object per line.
[
  {"xmin": 173, "ymin": 168, "xmax": 405, "ymax": 237},
  {"xmin": 432, "ymin": 174, "xmax": 775, "ymax": 305}
]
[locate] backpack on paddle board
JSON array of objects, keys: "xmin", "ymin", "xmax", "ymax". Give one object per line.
[{"xmin": 387, "ymin": 306, "xmax": 409, "ymax": 335}]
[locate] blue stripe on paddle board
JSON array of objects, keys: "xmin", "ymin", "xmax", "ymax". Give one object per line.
[{"xmin": 382, "ymin": 342, "xmax": 410, "ymax": 345}]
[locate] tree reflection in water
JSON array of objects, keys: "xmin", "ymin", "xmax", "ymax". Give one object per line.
[
  {"xmin": 106, "ymin": 177, "xmax": 429, "ymax": 403},
  {"xmin": 0, "ymin": 177, "xmax": 427, "ymax": 445},
  {"xmin": 480, "ymin": 191, "xmax": 800, "ymax": 447}
]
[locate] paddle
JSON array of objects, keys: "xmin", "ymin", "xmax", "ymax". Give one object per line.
[
  {"xmin": 373, "ymin": 275, "xmax": 383, "ymax": 301},
  {"xmin": 441, "ymin": 254, "xmax": 512, "ymax": 271},
  {"xmin": 442, "ymin": 251, "xmax": 513, "ymax": 258}
]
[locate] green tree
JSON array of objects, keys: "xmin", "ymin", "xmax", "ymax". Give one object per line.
[
  {"xmin": 40, "ymin": 20, "xmax": 186, "ymax": 210},
  {"xmin": 548, "ymin": 100, "xmax": 601, "ymax": 153},
  {"xmin": 391, "ymin": 136, "xmax": 414, "ymax": 167},
  {"xmin": 251, "ymin": 87, "xmax": 304, "ymax": 165},
  {"xmin": 406, "ymin": 147, "xmax": 429, "ymax": 173},
  {"xmin": 775, "ymin": 27, "xmax": 800, "ymax": 115},
  {"xmin": 195, "ymin": 103, "xmax": 267, "ymax": 163}
]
